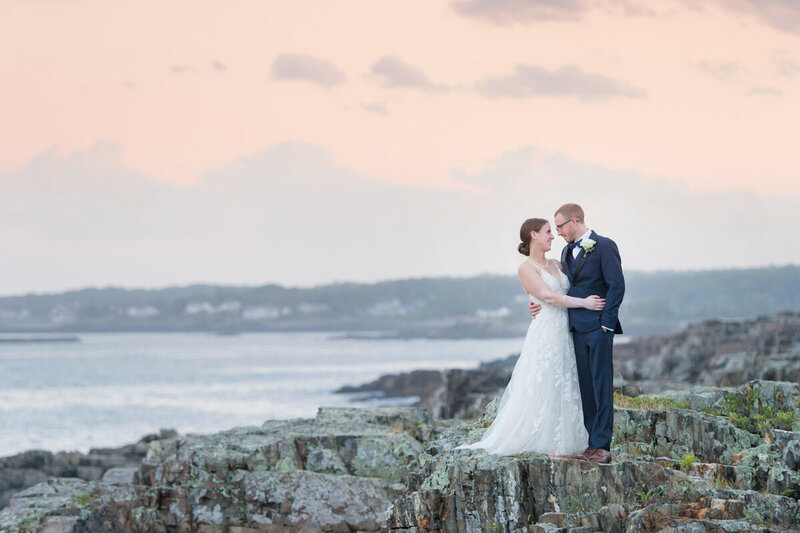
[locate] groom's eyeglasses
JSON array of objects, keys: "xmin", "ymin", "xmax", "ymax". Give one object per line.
[{"xmin": 556, "ymin": 218, "xmax": 574, "ymax": 229}]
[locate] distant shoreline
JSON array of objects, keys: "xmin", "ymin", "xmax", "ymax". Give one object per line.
[
  {"xmin": 6, "ymin": 266, "xmax": 796, "ymax": 339},
  {"xmin": 0, "ymin": 322, "xmax": 680, "ymax": 340},
  {"xmin": 0, "ymin": 334, "xmax": 80, "ymax": 344}
]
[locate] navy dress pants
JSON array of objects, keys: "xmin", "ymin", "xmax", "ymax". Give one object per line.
[{"xmin": 572, "ymin": 328, "xmax": 614, "ymax": 450}]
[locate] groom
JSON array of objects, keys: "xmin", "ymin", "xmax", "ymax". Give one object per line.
[{"xmin": 529, "ymin": 203, "xmax": 625, "ymax": 463}]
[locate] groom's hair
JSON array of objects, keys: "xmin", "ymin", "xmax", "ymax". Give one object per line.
[{"xmin": 555, "ymin": 203, "xmax": 584, "ymax": 223}]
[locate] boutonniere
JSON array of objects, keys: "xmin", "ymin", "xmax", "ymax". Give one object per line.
[{"xmin": 580, "ymin": 239, "xmax": 596, "ymax": 254}]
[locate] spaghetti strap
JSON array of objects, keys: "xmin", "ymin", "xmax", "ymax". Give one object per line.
[
  {"xmin": 525, "ymin": 258, "xmax": 543, "ymax": 272},
  {"xmin": 526, "ymin": 258, "xmax": 557, "ymax": 280}
]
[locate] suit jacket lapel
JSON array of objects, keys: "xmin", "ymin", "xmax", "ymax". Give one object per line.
[
  {"xmin": 561, "ymin": 245, "xmax": 573, "ymax": 281},
  {"xmin": 571, "ymin": 249, "xmax": 587, "ymax": 282},
  {"xmin": 571, "ymin": 231, "xmax": 598, "ymax": 283}
]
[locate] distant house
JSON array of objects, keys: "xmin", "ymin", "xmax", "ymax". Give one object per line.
[
  {"xmin": 49, "ymin": 305, "xmax": 77, "ymax": 324},
  {"xmin": 476, "ymin": 307, "xmax": 511, "ymax": 319},
  {"xmin": 297, "ymin": 302, "xmax": 330, "ymax": 314},
  {"xmin": 126, "ymin": 305, "xmax": 161, "ymax": 318},
  {"xmin": 242, "ymin": 305, "xmax": 281, "ymax": 320},
  {"xmin": 367, "ymin": 299, "xmax": 407, "ymax": 317},
  {"xmin": 217, "ymin": 301, "xmax": 242, "ymax": 314},
  {"xmin": 184, "ymin": 301, "xmax": 215, "ymax": 315}
]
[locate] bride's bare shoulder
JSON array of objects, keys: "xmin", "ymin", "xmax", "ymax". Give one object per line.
[
  {"xmin": 518, "ymin": 260, "xmax": 542, "ymax": 276},
  {"xmin": 552, "ymin": 259, "xmax": 564, "ymax": 272}
]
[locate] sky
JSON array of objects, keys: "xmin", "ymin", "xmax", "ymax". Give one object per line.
[{"xmin": 1, "ymin": 0, "xmax": 799, "ymax": 295}]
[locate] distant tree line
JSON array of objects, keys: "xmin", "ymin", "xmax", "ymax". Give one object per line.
[{"xmin": 0, "ymin": 265, "xmax": 797, "ymax": 333}]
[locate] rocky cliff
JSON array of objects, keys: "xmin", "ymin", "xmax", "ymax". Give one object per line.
[
  {"xmin": 0, "ymin": 407, "xmax": 443, "ymax": 532},
  {"xmin": 1, "ymin": 379, "xmax": 799, "ymax": 532},
  {"xmin": 3, "ymin": 312, "xmax": 800, "ymax": 532},
  {"xmin": 0, "ymin": 430, "xmax": 176, "ymax": 509},
  {"xmin": 615, "ymin": 312, "xmax": 800, "ymax": 391},
  {"xmin": 387, "ymin": 380, "xmax": 800, "ymax": 532}
]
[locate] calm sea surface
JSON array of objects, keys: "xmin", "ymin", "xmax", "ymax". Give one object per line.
[{"xmin": 0, "ymin": 332, "xmax": 522, "ymax": 456}]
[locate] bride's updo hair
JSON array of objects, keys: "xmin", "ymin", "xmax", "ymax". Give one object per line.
[{"xmin": 518, "ymin": 218, "xmax": 548, "ymax": 256}]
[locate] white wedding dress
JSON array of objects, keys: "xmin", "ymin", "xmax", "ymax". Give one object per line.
[{"xmin": 455, "ymin": 262, "xmax": 588, "ymax": 456}]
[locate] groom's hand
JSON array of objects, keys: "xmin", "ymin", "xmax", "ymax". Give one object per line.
[{"xmin": 528, "ymin": 301, "xmax": 542, "ymax": 319}]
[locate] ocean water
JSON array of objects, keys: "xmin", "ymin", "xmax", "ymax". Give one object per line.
[{"xmin": 0, "ymin": 332, "xmax": 522, "ymax": 456}]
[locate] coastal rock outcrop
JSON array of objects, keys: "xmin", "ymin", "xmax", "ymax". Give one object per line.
[
  {"xmin": 386, "ymin": 380, "xmax": 800, "ymax": 532},
  {"xmin": 616, "ymin": 312, "xmax": 800, "ymax": 391},
  {"xmin": 336, "ymin": 369, "xmax": 445, "ymax": 404},
  {"xmin": 0, "ymin": 406, "xmax": 439, "ymax": 532},
  {"xmin": 0, "ymin": 429, "xmax": 176, "ymax": 509},
  {"xmin": 2, "ymin": 381, "xmax": 798, "ymax": 532},
  {"xmin": 337, "ymin": 354, "xmax": 520, "ymax": 421}
]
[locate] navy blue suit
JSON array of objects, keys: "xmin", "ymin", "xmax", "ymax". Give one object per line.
[{"xmin": 561, "ymin": 230, "xmax": 625, "ymax": 451}]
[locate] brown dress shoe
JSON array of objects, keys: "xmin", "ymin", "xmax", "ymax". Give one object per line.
[
  {"xmin": 587, "ymin": 448, "xmax": 611, "ymax": 463},
  {"xmin": 570, "ymin": 446, "xmax": 595, "ymax": 460}
]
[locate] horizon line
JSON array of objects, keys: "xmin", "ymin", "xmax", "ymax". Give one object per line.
[{"xmin": 1, "ymin": 262, "xmax": 797, "ymax": 300}]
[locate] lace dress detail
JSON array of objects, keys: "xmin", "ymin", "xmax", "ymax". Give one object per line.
[{"xmin": 455, "ymin": 265, "xmax": 588, "ymax": 456}]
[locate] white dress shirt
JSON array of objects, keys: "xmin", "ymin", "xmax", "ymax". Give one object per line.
[{"xmin": 571, "ymin": 229, "xmax": 593, "ymax": 259}]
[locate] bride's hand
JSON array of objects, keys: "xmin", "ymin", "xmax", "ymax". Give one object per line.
[{"xmin": 583, "ymin": 295, "xmax": 606, "ymax": 311}]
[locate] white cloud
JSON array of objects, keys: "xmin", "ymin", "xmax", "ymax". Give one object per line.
[
  {"xmin": 454, "ymin": 0, "xmax": 800, "ymax": 33},
  {"xmin": 475, "ymin": 64, "xmax": 647, "ymax": 100},
  {"xmin": 721, "ymin": 0, "xmax": 800, "ymax": 35},
  {"xmin": 0, "ymin": 141, "xmax": 796, "ymax": 295},
  {"xmin": 211, "ymin": 59, "xmax": 228, "ymax": 72},
  {"xmin": 453, "ymin": 0, "xmax": 586, "ymax": 23},
  {"xmin": 271, "ymin": 53, "xmax": 346, "ymax": 88},
  {"xmin": 370, "ymin": 56, "xmax": 447, "ymax": 92},
  {"xmin": 0, "ymin": 141, "xmax": 181, "ymax": 239},
  {"xmin": 451, "ymin": 0, "xmax": 653, "ymax": 24}
]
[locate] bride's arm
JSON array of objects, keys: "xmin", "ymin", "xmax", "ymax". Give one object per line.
[{"xmin": 518, "ymin": 263, "xmax": 605, "ymax": 310}]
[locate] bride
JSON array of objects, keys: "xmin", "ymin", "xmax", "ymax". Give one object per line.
[{"xmin": 455, "ymin": 218, "xmax": 605, "ymax": 457}]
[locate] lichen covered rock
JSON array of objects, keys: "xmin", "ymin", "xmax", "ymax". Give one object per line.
[
  {"xmin": 1, "ymin": 382, "xmax": 799, "ymax": 532},
  {"xmin": 386, "ymin": 381, "xmax": 800, "ymax": 532},
  {"xmin": 1, "ymin": 406, "xmax": 436, "ymax": 532}
]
